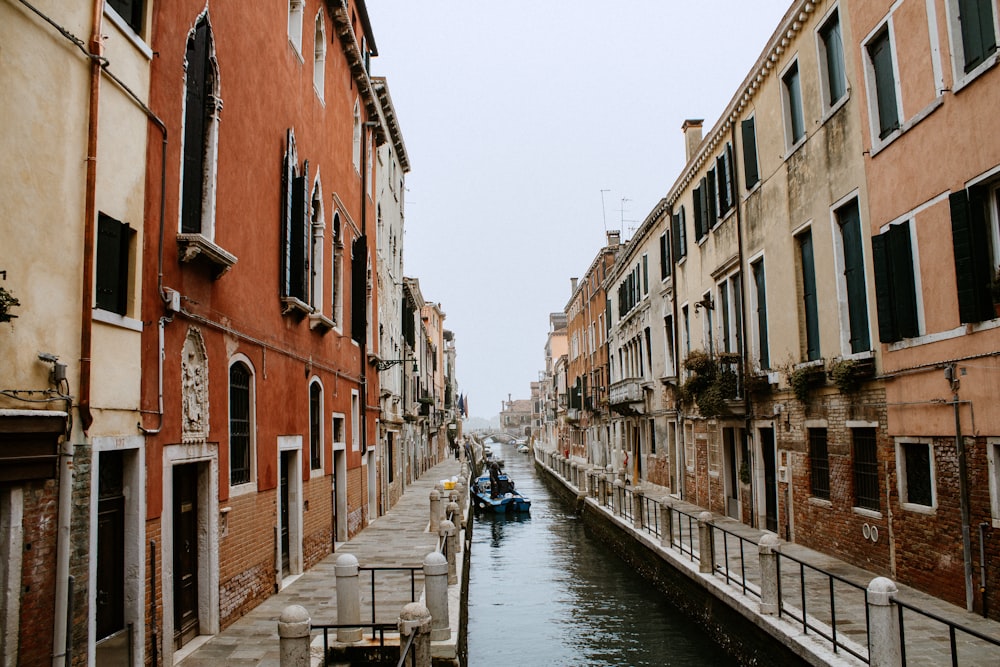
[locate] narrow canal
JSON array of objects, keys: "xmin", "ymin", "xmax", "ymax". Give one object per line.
[{"xmin": 465, "ymin": 440, "xmax": 737, "ymax": 666}]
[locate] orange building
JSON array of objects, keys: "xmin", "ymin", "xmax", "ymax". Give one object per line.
[
  {"xmin": 140, "ymin": 1, "xmax": 386, "ymax": 660},
  {"xmin": 847, "ymin": 0, "xmax": 1000, "ymax": 616}
]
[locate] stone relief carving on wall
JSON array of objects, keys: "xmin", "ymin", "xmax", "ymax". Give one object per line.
[{"xmin": 182, "ymin": 327, "xmax": 209, "ymax": 443}]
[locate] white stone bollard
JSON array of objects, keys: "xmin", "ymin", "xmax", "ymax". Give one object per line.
[
  {"xmin": 429, "ymin": 489, "xmax": 441, "ymax": 532},
  {"xmin": 613, "ymin": 480, "xmax": 624, "ymax": 516},
  {"xmin": 758, "ymin": 533, "xmax": 780, "ymax": 615},
  {"xmin": 633, "ymin": 487, "xmax": 645, "ymax": 530},
  {"xmin": 439, "ymin": 519, "xmax": 458, "ymax": 584},
  {"xmin": 598, "ymin": 474, "xmax": 608, "ymax": 506},
  {"xmin": 447, "ymin": 500, "xmax": 463, "ymax": 541},
  {"xmin": 334, "ymin": 554, "xmax": 362, "ymax": 642},
  {"xmin": 867, "ymin": 577, "xmax": 902, "ymax": 667},
  {"xmin": 398, "ymin": 602, "xmax": 432, "ymax": 667},
  {"xmin": 660, "ymin": 500, "xmax": 673, "ymax": 548},
  {"xmin": 423, "ymin": 551, "xmax": 451, "ymax": 641},
  {"xmin": 697, "ymin": 511, "xmax": 715, "ymax": 575},
  {"xmin": 278, "ymin": 604, "xmax": 311, "ymax": 667}
]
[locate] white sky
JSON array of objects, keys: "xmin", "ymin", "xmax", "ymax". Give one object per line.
[{"xmin": 365, "ymin": 1, "xmax": 794, "ymax": 419}]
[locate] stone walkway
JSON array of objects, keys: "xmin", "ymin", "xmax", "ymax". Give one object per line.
[
  {"xmin": 176, "ymin": 457, "xmax": 465, "ymax": 667},
  {"xmin": 538, "ymin": 446, "xmax": 1000, "ymax": 666}
]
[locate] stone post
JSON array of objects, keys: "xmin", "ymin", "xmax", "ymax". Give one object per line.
[
  {"xmin": 423, "ymin": 551, "xmax": 451, "ymax": 641},
  {"xmin": 867, "ymin": 577, "xmax": 902, "ymax": 667},
  {"xmin": 697, "ymin": 511, "xmax": 715, "ymax": 575},
  {"xmin": 429, "ymin": 489, "xmax": 441, "ymax": 533},
  {"xmin": 398, "ymin": 602, "xmax": 432, "ymax": 667},
  {"xmin": 660, "ymin": 500, "xmax": 673, "ymax": 548},
  {"xmin": 598, "ymin": 474, "xmax": 608, "ymax": 506},
  {"xmin": 278, "ymin": 605, "xmax": 311, "ymax": 667},
  {"xmin": 633, "ymin": 487, "xmax": 645, "ymax": 530},
  {"xmin": 439, "ymin": 519, "xmax": 457, "ymax": 584},
  {"xmin": 446, "ymin": 501, "xmax": 463, "ymax": 544},
  {"xmin": 758, "ymin": 533, "xmax": 780, "ymax": 615},
  {"xmin": 613, "ymin": 480, "xmax": 624, "ymax": 516},
  {"xmin": 334, "ymin": 554, "xmax": 362, "ymax": 642}
]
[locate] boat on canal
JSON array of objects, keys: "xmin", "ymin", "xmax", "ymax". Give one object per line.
[{"xmin": 471, "ymin": 462, "xmax": 531, "ymax": 514}]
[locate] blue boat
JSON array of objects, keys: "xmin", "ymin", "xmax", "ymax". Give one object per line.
[{"xmin": 471, "ymin": 463, "xmax": 531, "ymax": 513}]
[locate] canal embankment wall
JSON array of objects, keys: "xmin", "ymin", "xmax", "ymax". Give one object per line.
[{"xmin": 535, "ymin": 456, "xmax": 850, "ymax": 667}]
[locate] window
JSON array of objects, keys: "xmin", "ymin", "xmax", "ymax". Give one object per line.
[
  {"xmin": 989, "ymin": 440, "xmax": 1000, "ymax": 525},
  {"xmin": 181, "ymin": 13, "xmax": 221, "ymax": 239},
  {"xmin": 852, "ymin": 428, "xmax": 880, "ymax": 511},
  {"xmin": 108, "ymin": 0, "xmax": 144, "ymax": 35},
  {"xmin": 310, "ymin": 381, "xmax": 322, "ymax": 471},
  {"xmin": 718, "ymin": 273, "xmax": 742, "ymax": 354},
  {"xmin": 956, "ymin": 0, "xmax": 997, "ymax": 73},
  {"xmin": 281, "ymin": 129, "xmax": 311, "ymax": 308},
  {"xmin": 716, "ymin": 144, "xmax": 735, "ymax": 216},
  {"xmin": 950, "ymin": 183, "xmax": 1000, "ymax": 323},
  {"xmin": 351, "ymin": 391, "xmax": 360, "ymax": 451},
  {"xmin": 818, "ymin": 8, "xmax": 847, "ymax": 108},
  {"xmin": 682, "ymin": 305, "xmax": 691, "ymax": 359},
  {"xmin": 872, "ymin": 221, "xmax": 920, "ymax": 342},
  {"xmin": 331, "ymin": 212, "xmax": 344, "ymax": 327},
  {"xmin": 288, "ymin": 0, "xmax": 304, "ymax": 55},
  {"xmin": 693, "ymin": 182, "xmax": 705, "ymax": 242},
  {"xmin": 96, "ymin": 213, "xmax": 134, "ymax": 316},
  {"xmin": 229, "ymin": 361, "xmax": 253, "ymax": 486},
  {"xmin": 649, "ymin": 419, "xmax": 656, "ymax": 455},
  {"xmin": 642, "ymin": 255, "xmax": 649, "ymax": 295},
  {"xmin": 313, "ymin": 11, "xmax": 326, "ymax": 100},
  {"xmin": 751, "ymin": 259, "xmax": 770, "ymax": 369},
  {"xmin": 684, "ymin": 422, "xmax": 695, "ymax": 471},
  {"xmin": 741, "ymin": 117, "xmax": 760, "ymax": 189},
  {"xmin": 664, "ymin": 315, "xmax": 676, "ymax": 377},
  {"xmin": 809, "ymin": 428, "xmax": 830, "ymax": 500},
  {"xmin": 867, "ymin": 27, "xmax": 900, "ymax": 140},
  {"xmin": 782, "ymin": 60, "xmax": 806, "ymax": 146},
  {"xmin": 352, "ymin": 100, "xmax": 362, "ymax": 172},
  {"xmin": 899, "ymin": 440, "xmax": 934, "ymax": 508},
  {"xmin": 659, "ymin": 231, "xmax": 671, "ymax": 279},
  {"xmin": 387, "ymin": 431, "xmax": 395, "ymax": 483},
  {"xmin": 672, "ymin": 206, "xmax": 688, "ymax": 260},
  {"xmin": 798, "ymin": 230, "xmax": 821, "ymax": 360},
  {"xmin": 836, "ymin": 199, "xmax": 871, "ymax": 354}
]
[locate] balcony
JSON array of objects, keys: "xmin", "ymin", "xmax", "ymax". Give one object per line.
[
  {"xmin": 609, "ymin": 378, "xmax": 645, "ymax": 415},
  {"xmin": 566, "ymin": 408, "xmax": 580, "ymax": 423}
]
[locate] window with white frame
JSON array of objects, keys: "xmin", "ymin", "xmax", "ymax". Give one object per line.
[
  {"xmin": 950, "ymin": 178, "xmax": 1000, "ymax": 323},
  {"xmin": 352, "ymin": 100, "xmax": 362, "ymax": 172},
  {"xmin": 949, "ymin": 0, "xmax": 998, "ymax": 77},
  {"xmin": 865, "ymin": 24, "xmax": 901, "ymax": 141},
  {"xmin": 281, "ymin": 129, "xmax": 311, "ymax": 309},
  {"xmin": 331, "ymin": 211, "xmax": 343, "ymax": 327},
  {"xmin": 108, "ymin": 0, "xmax": 145, "ymax": 35},
  {"xmin": 988, "ymin": 439, "xmax": 1000, "ymax": 526},
  {"xmin": 897, "ymin": 439, "xmax": 935, "ymax": 509},
  {"xmin": 717, "ymin": 272, "xmax": 742, "ymax": 355},
  {"xmin": 684, "ymin": 422, "xmax": 695, "ymax": 471},
  {"xmin": 351, "ymin": 391, "xmax": 360, "ymax": 451},
  {"xmin": 751, "ymin": 258, "xmax": 770, "ymax": 369},
  {"xmin": 96, "ymin": 212, "xmax": 136, "ymax": 317},
  {"xmin": 313, "ymin": 11, "xmax": 326, "ymax": 100},
  {"xmin": 664, "ymin": 315, "xmax": 676, "ymax": 378},
  {"xmin": 288, "ymin": 0, "xmax": 304, "ymax": 56},
  {"xmin": 229, "ymin": 359, "xmax": 255, "ymax": 488},
  {"xmin": 782, "ymin": 59, "xmax": 806, "ymax": 148},
  {"xmin": 817, "ymin": 7, "xmax": 847, "ymax": 110},
  {"xmin": 309, "ymin": 380, "xmax": 323, "ymax": 472}
]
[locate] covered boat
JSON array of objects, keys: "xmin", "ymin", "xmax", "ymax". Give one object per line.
[{"xmin": 471, "ymin": 462, "xmax": 530, "ymax": 513}]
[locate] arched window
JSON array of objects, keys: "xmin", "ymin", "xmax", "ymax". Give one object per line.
[
  {"xmin": 331, "ymin": 212, "xmax": 343, "ymax": 327},
  {"xmin": 313, "ymin": 11, "xmax": 326, "ymax": 100},
  {"xmin": 309, "ymin": 381, "xmax": 323, "ymax": 471},
  {"xmin": 352, "ymin": 100, "xmax": 361, "ymax": 171},
  {"xmin": 229, "ymin": 360, "xmax": 254, "ymax": 487}
]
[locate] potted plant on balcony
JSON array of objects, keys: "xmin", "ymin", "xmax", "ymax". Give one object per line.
[
  {"xmin": 787, "ymin": 361, "xmax": 825, "ymax": 403},
  {"xmin": 679, "ymin": 350, "xmax": 728, "ymax": 418},
  {"xmin": 0, "ymin": 285, "xmax": 20, "ymax": 324}
]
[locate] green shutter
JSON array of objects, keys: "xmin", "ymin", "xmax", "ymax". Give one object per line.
[
  {"xmin": 692, "ymin": 185, "xmax": 704, "ymax": 241},
  {"xmin": 799, "ymin": 231, "xmax": 820, "ymax": 360},
  {"xmin": 753, "ymin": 261, "xmax": 769, "ymax": 369},
  {"xmin": 870, "ymin": 30, "xmax": 900, "ymax": 138},
  {"xmin": 679, "ymin": 207, "xmax": 688, "ymax": 256},
  {"xmin": 960, "ymin": 0, "xmax": 998, "ymax": 71},
  {"xmin": 671, "ymin": 213, "xmax": 682, "ymax": 262},
  {"xmin": 741, "ymin": 118, "xmax": 759, "ymax": 188},
  {"xmin": 822, "ymin": 12, "xmax": 846, "ymax": 102},
  {"xmin": 96, "ymin": 213, "xmax": 125, "ymax": 314},
  {"xmin": 888, "ymin": 222, "xmax": 919, "ymax": 338},
  {"xmin": 839, "ymin": 202, "xmax": 871, "ymax": 353},
  {"xmin": 871, "ymin": 231, "xmax": 899, "ymax": 343},
  {"xmin": 351, "ymin": 234, "xmax": 367, "ymax": 343},
  {"xmin": 950, "ymin": 190, "xmax": 994, "ymax": 322},
  {"xmin": 707, "ymin": 168, "xmax": 718, "ymax": 227}
]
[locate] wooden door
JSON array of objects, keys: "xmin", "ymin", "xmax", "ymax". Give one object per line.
[{"xmin": 173, "ymin": 464, "xmax": 199, "ymax": 648}]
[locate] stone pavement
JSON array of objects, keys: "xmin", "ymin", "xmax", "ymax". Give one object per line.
[
  {"xmin": 176, "ymin": 457, "xmax": 465, "ymax": 667},
  {"xmin": 537, "ymin": 446, "xmax": 1000, "ymax": 666}
]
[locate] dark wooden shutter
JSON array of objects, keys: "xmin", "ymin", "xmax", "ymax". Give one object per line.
[
  {"xmin": 724, "ymin": 144, "xmax": 735, "ymax": 211},
  {"xmin": 870, "ymin": 30, "xmax": 900, "ymax": 138},
  {"xmin": 960, "ymin": 0, "xmax": 998, "ymax": 71},
  {"xmin": 707, "ymin": 168, "xmax": 718, "ymax": 227},
  {"xmin": 839, "ymin": 202, "xmax": 871, "ymax": 353},
  {"xmin": 299, "ymin": 160, "xmax": 311, "ymax": 302},
  {"xmin": 351, "ymin": 234, "xmax": 368, "ymax": 343},
  {"xmin": 182, "ymin": 19, "xmax": 209, "ymax": 234},
  {"xmin": 96, "ymin": 213, "xmax": 128, "ymax": 315},
  {"xmin": 741, "ymin": 118, "xmax": 759, "ymax": 188},
  {"xmin": 888, "ymin": 223, "xmax": 919, "ymax": 338},
  {"xmin": 753, "ymin": 261, "xmax": 770, "ymax": 369},
  {"xmin": 822, "ymin": 12, "xmax": 846, "ymax": 102},
  {"xmin": 871, "ymin": 231, "xmax": 898, "ymax": 343},
  {"xmin": 678, "ymin": 207, "xmax": 687, "ymax": 257},
  {"xmin": 950, "ymin": 190, "xmax": 993, "ymax": 322},
  {"xmin": 659, "ymin": 233, "xmax": 668, "ymax": 279},
  {"xmin": 799, "ymin": 231, "xmax": 820, "ymax": 360},
  {"xmin": 281, "ymin": 137, "xmax": 293, "ymax": 298},
  {"xmin": 290, "ymin": 172, "xmax": 307, "ymax": 300},
  {"xmin": 642, "ymin": 255, "xmax": 649, "ymax": 294},
  {"xmin": 692, "ymin": 184, "xmax": 704, "ymax": 241}
]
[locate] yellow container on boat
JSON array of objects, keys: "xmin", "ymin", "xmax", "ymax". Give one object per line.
[{"xmin": 442, "ymin": 480, "xmax": 456, "ymax": 490}]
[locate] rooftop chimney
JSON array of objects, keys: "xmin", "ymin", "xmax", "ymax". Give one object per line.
[
  {"xmin": 570, "ymin": 277, "xmax": 579, "ymax": 294},
  {"xmin": 606, "ymin": 230, "xmax": 621, "ymax": 247},
  {"xmin": 682, "ymin": 119, "xmax": 704, "ymax": 163}
]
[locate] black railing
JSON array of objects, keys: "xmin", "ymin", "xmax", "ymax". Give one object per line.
[
  {"xmin": 396, "ymin": 629, "xmax": 418, "ymax": 667},
  {"xmin": 775, "ymin": 550, "xmax": 870, "ymax": 663},
  {"xmin": 663, "ymin": 503, "xmax": 701, "ymax": 563},
  {"xmin": 896, "ymin": 597, "xmax": 1000, "ymax": 666},
  {"xmin": 708, "ymin": 523, "xmax": 761, "ymax": 600},
  {"xmin": 359, "ymin": 566, "xmax": 421, "ymax": 625},
  {"xmin": 312, "ymin": 621, "xmax": 397, "ymax": 648}
]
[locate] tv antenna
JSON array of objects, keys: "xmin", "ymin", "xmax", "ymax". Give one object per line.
[{"xmin": 600, "ymin": 189, "xmax": 610, "ymax": 232}]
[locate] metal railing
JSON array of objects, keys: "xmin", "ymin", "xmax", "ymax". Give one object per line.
[
  {"xmin": 396, "ymin": 629, "xmax": 418, "ymax": 667},
  {"xmin": 775, "ymin": 550, "xmax": 871, "ymax": 663},
  {"xmin": 663, "ymin": 503, "xmax": 701, "ymax": 563},
  {"xmin": 635, "ymin": 492, "xmax": 661, "ymax": 538},
  {"xmin": 312, "ymin": 621, "xmax": 397, "ymax": 648},
  {"xmin": 708, "ymin": 523, "xmax": 761, "ymax": 600},
  {"xmin": 358, "ymin": 566, "xmax": 421, "ymax": 624},
  {"xmin": 896, "ymin": 598, "xmax": 1000, "ymax": 666}
]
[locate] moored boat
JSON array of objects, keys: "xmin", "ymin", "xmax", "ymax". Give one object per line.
[{"xmin": 471, "ymin": 462, "xmax": 530, "ymax": 513}]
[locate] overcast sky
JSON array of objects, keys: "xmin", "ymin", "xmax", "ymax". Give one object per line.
[{"xmin": 365, "ymin": 1, "xmax": 793, "ymax": 420}]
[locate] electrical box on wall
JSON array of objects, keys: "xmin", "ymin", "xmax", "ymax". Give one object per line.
[{"xmin": 164, "ymin": 288, "xmax": 181, "ymax": 312}]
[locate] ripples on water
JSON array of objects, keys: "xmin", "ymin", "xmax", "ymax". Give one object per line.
[{"xmin": 466, "ymin": 444, "xmax": 737, "ymax": 666}]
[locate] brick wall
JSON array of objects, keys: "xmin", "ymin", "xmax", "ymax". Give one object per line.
[
  {"xmin": 218, "ymin": 490, "xmax": 276, "ymax": 628},
  {"xmin": 303, "ymin": 476, "xmax": 333, "ymax": 569},
  {"xmin": 19, "ymin": 478, "xmax": 58, "ymax": 667}
]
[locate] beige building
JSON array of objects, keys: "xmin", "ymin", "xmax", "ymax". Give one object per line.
[{"xmin": 1, "ymin": 2, "xmax": 154, "ymax": 663}]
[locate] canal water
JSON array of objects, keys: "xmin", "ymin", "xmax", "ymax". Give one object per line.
[{"xmin": 465, "ymin": 441, "xmax": 737, "ymax": 666}]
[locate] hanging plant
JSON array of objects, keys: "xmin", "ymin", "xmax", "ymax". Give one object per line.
[
  {"xmin": 679, "ymin": 350, "xmax": 735, "ymax": 418},
  {"xmin": 739, "ymin": 459, "xmax": 751, "ymax": 485},
  {"xmin": 0, "ymin": 286, "xmax": 20, "ymax": 324},
  {"xmin": 788, "ymin": 363, "xmax": 824, "ymax": 403}
]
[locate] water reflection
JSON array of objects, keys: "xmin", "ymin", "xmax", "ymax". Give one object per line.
[{"xmin": 466, "ymin": 442, "xmax": 736, "ymax": 666}]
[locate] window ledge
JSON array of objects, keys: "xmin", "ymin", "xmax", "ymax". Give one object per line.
[
  {"xmin": 851, "ymin": 506, "xmax": 882, "ymax": 520},
  {"xmin": 899, "ymin": 502, "xmax": 936, "ymax": 515},
  {"xmin": 177, "ymin": 233, "xmax": 237, "ymax": 278},
  {"xmin": 794, "ymin": 359, "xmax": 825, "ymax": 371},
  {"xmin": 309, "ymin": 313, "xmax": 335, "ymax": 333},
  {"xmin": 953, "ymin": 53, "xmax": 999, "ymax": 95},
  {"xmin": 820, "ymin": 92, "xmax": 850, "ymax": 126},
  {"xmin": 104, "ymin": 6, "xmax": 153, "ymax": 59},
  {"xmin": 869, "ymin": 96, "xmax": 944, "ymax": 158},
  {"xmin": 808, "ymin": 496, "xmax": 833, "ymax": 508},
  {"xmin": 229, "ymin": 481, "xmax": 258, "ymax": 498},
  {"xmin": 281, "ymin": 296, "xmax": 311, "ymax": 318},
  {"xmin": 93, "ymin": 308, "xmax": 143, "ymax": 332}
]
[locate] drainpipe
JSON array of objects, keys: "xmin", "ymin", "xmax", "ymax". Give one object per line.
[
  {"xmin": 949, "ymin": 363, "xmax": 974, "ymax": 611},
  {"xmin": 361, "ymin": 121, "xmax": 377, "ymax": 500}
]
